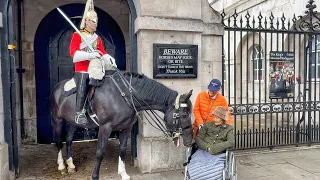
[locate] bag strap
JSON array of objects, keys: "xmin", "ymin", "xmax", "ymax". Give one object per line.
[{"xmin": 203, "ymin": 98, "xmax": 216, "ymax": 121}]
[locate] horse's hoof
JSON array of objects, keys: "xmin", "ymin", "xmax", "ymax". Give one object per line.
[
  {"xmin": 58, "ymin": 166, "xmax": 66, "ymax": 175},
  {"xmin": 121, "ymin": 174, "xmax": 131, "ymax": 180},
  {"xmin": 59, "ymin": 169, "xmax": 67, "ymax": 175},
  {"xmin": 68, "ymin": 167, "xmax": 76, "ymax": 174}
]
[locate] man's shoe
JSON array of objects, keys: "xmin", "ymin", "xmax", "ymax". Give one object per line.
[{"xmin": 75, "ymin": 112, "xmax": 88, "ymax": 125}]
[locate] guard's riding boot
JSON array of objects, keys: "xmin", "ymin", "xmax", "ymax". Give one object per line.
[{"xmin": 75, "ymin": 73, "xmax": 89, "ymax": 125}]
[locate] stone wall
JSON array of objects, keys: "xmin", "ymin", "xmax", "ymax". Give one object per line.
[
  {"xmin": 0, "ymin": 12, "xmax": 4, "ymax": 143},
  {"xmin": 0, "ymin": 143, "xmax": 9, "ymax": 180},
  {"xmin": 0, "ymin": 11, "xmax": 9, "ymax": 180},
  {"xmin": 211, "ymin": 0, "xmax": 310, "ymax": 17},
  {"xmin": 134, "ymin": 0, "xmax": 224, "ymax": 173}
]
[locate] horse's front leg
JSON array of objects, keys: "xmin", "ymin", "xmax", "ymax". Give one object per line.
[
  {"xmin": 118, "ymin": 126, "xmax": 132, "ymax": 180},
  {"xmin": 92, "ymin": 124, "xmax": 112, "ymax": 180},
  {"xmin": 65, "ymin": 124, "xmax": 78, "ymax": 173}
]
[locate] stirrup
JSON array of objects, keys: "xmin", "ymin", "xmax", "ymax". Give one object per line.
[{"xmin": 75, "ymin": 111, "xmax": 88, "ymax": 125}]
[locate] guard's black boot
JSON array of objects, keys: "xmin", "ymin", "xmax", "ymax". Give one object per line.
[{"xmin": 75, "ymin": 73, "xmax": 89, "ymax": 125}]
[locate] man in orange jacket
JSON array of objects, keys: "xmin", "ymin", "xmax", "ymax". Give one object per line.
[{"xmin": 193, "ymin": 79, "xmax": 232, "ymax": 138}]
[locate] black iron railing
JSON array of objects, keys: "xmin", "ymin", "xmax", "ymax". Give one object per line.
[{"xmin": 221, "ymin": 0, "xmax": 320, "ymax": 149}]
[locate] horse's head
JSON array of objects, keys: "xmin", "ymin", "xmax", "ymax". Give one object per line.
[{"xmin": 164, "ymin": 90, "xmax": 193, "ymax": 147}]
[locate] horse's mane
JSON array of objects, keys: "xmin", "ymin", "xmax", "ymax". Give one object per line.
[{"xmin": 122, "ymin": 72, "xmax": 178, "ymax": 105}]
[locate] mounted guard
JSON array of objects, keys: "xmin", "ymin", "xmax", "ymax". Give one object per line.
[
  {"xmin": 54, "ymin": 3, "xmax": 194, "ymax": 180},
  {"xmin": 69, "ymin": 0, "xmax": 117, "ymax": 125}
]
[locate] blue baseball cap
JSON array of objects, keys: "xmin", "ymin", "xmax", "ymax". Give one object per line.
[{"xmin": 208, "ymin": 79, "xmax": 221, "ymax": 92}]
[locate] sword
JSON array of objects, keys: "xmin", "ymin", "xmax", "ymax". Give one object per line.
[
  {"xmin": 56, "ymin": 7, "xmax": 95, "ymax": 53},
  {"xmin": 56, "ymin": 7, "xmax": 115, "ymax": 66}
]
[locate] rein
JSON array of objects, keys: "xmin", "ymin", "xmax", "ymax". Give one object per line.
[{"xmin": 105, "ymin": 70, "xmax": 184, "ymax": 138}]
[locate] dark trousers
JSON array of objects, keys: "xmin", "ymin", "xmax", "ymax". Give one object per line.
[{"xmin": 74, "ymin": 72, "xmax": 89, "ymax": 113}]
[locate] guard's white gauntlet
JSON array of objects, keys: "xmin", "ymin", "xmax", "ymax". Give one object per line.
[
  {"xmin": 102, "ymin": 54, "xmax": 117, "ymax": 68},
  {"xmin": 73, "ymin": 51, "xmax": 101, "ymax": 63}
]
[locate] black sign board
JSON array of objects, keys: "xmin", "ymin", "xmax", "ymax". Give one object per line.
[{"xmin": 153, "ymin": 44, "xmax": 198, "ymax": 78}]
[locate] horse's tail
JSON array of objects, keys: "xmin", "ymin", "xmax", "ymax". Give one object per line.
[
  {"xmin": 50, "ymin": 81, "xmax": 63, "ymax": 102},
  {"xmin": 49, "ymin": 81, "xmax": 66, "ymax": 118}
]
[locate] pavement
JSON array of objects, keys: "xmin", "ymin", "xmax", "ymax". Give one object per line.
[
  {"xmin": 129, "ymin": 145, "xmax": 320, "ymax": 180},
  {"xmin": 235, "ymin": 145, "xmax": 320, "ymax": 180},
  {"xmin": 16, "ymin": 142, "xmax": 320, "ymax": 180}
]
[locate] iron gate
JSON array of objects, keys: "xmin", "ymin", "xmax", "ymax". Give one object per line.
[{"xmin": 221, "ymin": 0, "xmax": 320, "ymax": 149}]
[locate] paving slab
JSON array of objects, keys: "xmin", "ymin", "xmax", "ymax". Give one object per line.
[
  {"xmin": 264, "ymin": 163, "xmax": 320, "ymax": 180},
  {"xmin": 236, "ymin": 146, "xmax": 320, "ymax": 180},
  {"xmin": 272, "ymin": 148, "xmax": 320, "ymax": 160},
  {"xmin": 100, "ymin": 170, "xmax": 185, "ymax": 180},
  {"xmin": 237, "ymin": 175, "xmax": 247, "ymax": 180},
  {"xmin": 254, "ymin": 175, "xmax": 285, "ymax": 180},
  {"xmin": 243, "ymin": 153, "xmax": 287, "ymax": 166},
  {"xmin": 237, "ymin": 162, "xmax": 278, "ymax": 179},
  {"xmin": 285, "ymin": 158, "xmax": 320, "ymax": 174}
]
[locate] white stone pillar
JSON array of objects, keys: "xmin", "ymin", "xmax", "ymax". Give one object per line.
[{"xmin": 135, "ymin": 0, "xmax": 224, "ymax": 173}]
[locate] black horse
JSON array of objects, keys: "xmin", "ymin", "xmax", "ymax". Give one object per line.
[{"xmin": 50, "ymin": 70, "xmax": 194, "ymax": 180}]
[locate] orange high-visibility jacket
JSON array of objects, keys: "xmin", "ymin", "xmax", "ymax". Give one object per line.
[{"xmin": 193, "ymin": 91, "xmax": 232, "ymax": 127}]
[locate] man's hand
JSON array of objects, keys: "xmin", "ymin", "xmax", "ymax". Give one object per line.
[
  {"xmin": 73, "ymin": 51, "xmax": 100, "ymax": 63},
  {"xmin": 207, "ymin": 147, "xmax": 211, "ymax": 152},
  {"xmin": 198, "ymin": 124, "xmax": 203, "ymax": 130},
  {"xmin": 95, "ymin": 50, "xmax": 103, "ymax": 56},
  {"xmin": 102, "ymin": 54, "xmax": 117, "ymax": 68},
  {"xmin": 88, "ymin": 52, "xmax": 101, "ymax": 60},
  {"xmin": 109, "ymin": 56, "xmax": 117, "ymax": 68}
]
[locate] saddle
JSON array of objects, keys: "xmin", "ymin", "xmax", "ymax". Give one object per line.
[
  {"xmin": 61, "ymin": 78, "xmax": 96, "ymax": 100},
  {"xmin": 61, "ymin": 78, "xmax": 100, "ymax": 125},
  {"xmin": 61, "ymin": 71, "xmax": 116, "ymax": 98},
  {"xmin": 62, "ymin": 78, "xmax": 77, "ymax": 96},
  {"xmin": 61, "ymin": 71, "xmax": 118, "ymax": 123}
]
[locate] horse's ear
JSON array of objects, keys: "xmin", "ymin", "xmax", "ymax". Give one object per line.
[
  {"xmin": 187, "ymin": 90, "xmax": 193, "ymax": 98},
  {"xmin": 182, "ymin": 90, "xmax": 193, "ymax": 101}
]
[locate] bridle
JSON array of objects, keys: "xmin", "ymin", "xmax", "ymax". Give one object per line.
[
  {"xmin": 106, "ymin": 71, "xmax": 192, "ymax": 139},
  {"xmin": 170, "ymin": 95, "xmax": 192, "ymax": 138}
]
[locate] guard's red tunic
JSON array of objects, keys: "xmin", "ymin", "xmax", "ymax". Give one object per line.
[{"xmin": 69, "ymin": 31, "xmax": 107, "ymax": 72}]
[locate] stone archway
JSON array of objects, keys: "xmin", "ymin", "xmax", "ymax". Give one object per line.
[
  {"xmin": 18, "ymin": 0, "xmax": 137, "ymax": 144},
  {"xmin": 34, "ymin": 3, "xmax": 127, "ymax": 144}
]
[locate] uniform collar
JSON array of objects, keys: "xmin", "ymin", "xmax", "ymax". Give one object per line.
[{"xmin": 83, "ymin": 28, "xmax": 94, "ymax": 35}]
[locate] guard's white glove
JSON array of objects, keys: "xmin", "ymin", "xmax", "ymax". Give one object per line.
[
  {"xmin": 94, "ymin": 50, "xmax": 103, "ymax": 56},
  {"xmin": 198, "ymin": 124, "xmax": 203, "ymax": 130},
  {"xmin": 73, "ymin": 51, "xmax": 101, "ymax": 63},
  {"xmin": 88, "ymin": 52, "xmax": 101, "ymax": 60},
  {"xmin": 102, "ymin": 54, "xmax": 117, "ymax": 68}
]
